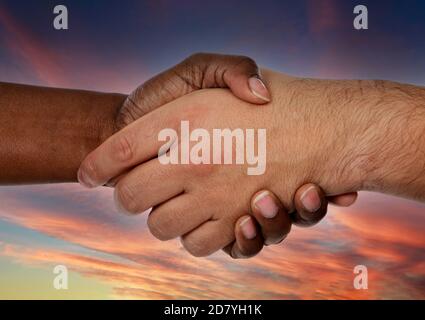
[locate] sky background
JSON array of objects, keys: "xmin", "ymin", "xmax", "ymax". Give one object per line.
[{"xmin": 0, "ymin": 0, "xmax": 424, "ymax": 299}]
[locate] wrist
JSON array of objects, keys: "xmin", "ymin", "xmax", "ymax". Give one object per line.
[
  {"xmin": 48, "ymin": 89, "xmax": 125, "ymax": 183},
  {"xmin": 0, "ymin": 82, "xmax": 126, "ymax": 184},
  {"xmin": 315, "ymin": 79, "xmax": 399, "ymax": 194},
  {"xmin": 262, "ymin": 72, "xmax": 356, "ymax": 206},
  {"xmin": 269, "ymin": 76, "xmax": 374, "ymax": 196},
  {"xmin": 93, "ymin": 93, "xmax": 125, "ymax": 144},
  {"xmin": 344, "ymin": 80, "xmax": 425, "ymax": 198},
  {"xmin": 274, "ymin": 76, "xmax": 364, "ymax": 196}
]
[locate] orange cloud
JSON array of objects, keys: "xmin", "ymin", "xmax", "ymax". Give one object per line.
[{"xmin": 1, "ymin": 185, "xmax": 424, "ymax": 299}]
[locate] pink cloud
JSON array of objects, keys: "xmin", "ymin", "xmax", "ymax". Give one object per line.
[
  {"xmin": 0, "ymin": 5, "xmax": 148, "ymax": 93},
  {"xmin": 0, "ymin": 5, "xmax": 68, "ymax": 86},
  {"xmin": 0, "ymin": 185, "xmax": 424, "ymax": 299},
  {"xmin": 307, "ymin": 0, "xmax": 343, "ymax": 37}
]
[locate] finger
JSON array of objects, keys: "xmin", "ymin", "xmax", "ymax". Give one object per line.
[
  {"xmin": 114, "ymin": 158, "xmax": 185, "ymax": 215},
  {"xmin": 251, "ymin": 190, "xmax": 291, "ymax": 245},
  {"xmin": 147, "ymin": 194, "xmax": 213, "ymax": 241},
  {"xmin": 328, "ymin": 192, "xmax": 358, "ymax": 207},
  {"xmin": 104, "ymin": 171, "xmax": 129, "ymax": 188},
  {"xmin": 182, "ymin": 53, "xmax": 271, "ymax": 103},
  {"xmin": 117, "ymin": 53, "xmax": 270, "ymax": 128},
  {"xmin": 223, "ymin": 216, "xmax": 263, "ymax": 259},
  {"xmin": 78, "ymin": 108, "xmax": 176, "ymax": 188},
  {"xmin": 292, "ymin": 184, "xmax": 328, "ymax": 227},
  {"xmin": 218, "ymin": 57, "xmax": 271, "ymax": 104},
  {"xmin": 181, "ymin": 219, "xmax": 236, "ymax": 257}
]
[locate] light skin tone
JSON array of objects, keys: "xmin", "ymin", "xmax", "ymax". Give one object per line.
[
  {"xmin": 0, "ymin": 54, "xmax": 355, "ymax": 259},
  {"xmin": 114, "ymin": 53, "xmax": 357, "ymax": 257},
  {"xmin": 79, "ymin": 68, "xmax": 425, "ymax": 257}
]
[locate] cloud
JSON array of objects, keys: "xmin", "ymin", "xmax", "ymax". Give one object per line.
[
  {"xmin": 306, "ymin": 0, "xmax": 343, "ymax": 37},
  {"xmin": 0, "ymin": 184, "xmax": 424, "ymax": 299},
  {"xmin": 0, "ymin": 5, "xmax": 68, "ymax": 86},
  {"xmin": 0, "ymin": 4, "xmax": 148, "ymax": 93}
]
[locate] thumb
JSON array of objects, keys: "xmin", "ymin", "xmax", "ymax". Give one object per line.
[
  {"xmin": 116, "ymin": 53, "xmax": 271, "ymax": 129},
  {"xmin": 185, "ymin": 52, "xmax": 271, "ymax": 104},
  {"xmin": 221, "ymin": 60, "xmax": 271, "ymax": 104}
]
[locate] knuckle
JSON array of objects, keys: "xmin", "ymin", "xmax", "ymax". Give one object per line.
[
  {"xmin": 264, "ymin": 219, "xmax": 291, "ymax": 240},
  {"xmin": 179, "ymin": 53, "xmax": 209, "ymax": 87},
  {"xmin": 239, "ymin": 55, "xmax": 256, "ymax": 65},
  {"xmin": 115, "ymin": 183, "xmax": 139, "ymax": 214},
  {"xmin": 186, "ymin": 52, "xmax": 208, "ymax": 63},
  {"xmin": 230, "ymin": 252, "xmax": 241, "ymax": 260},
  {"xmin": 111, "ymin": 133, "xmax": 134, "ymax": 162},
  {"xmin": 265, "ymin": 234, "xmax": 287, "ymax": 246},
  {"xmin": 301, "ymin": 205, "xmax": 327, "ymax": 225},
  {"xmin": 188, "ymin": 163, "xmax": 217, "ymax": 178},
  {"xmin": 236, "ymin": 55, "xmax": 258, "ymax": 71},
  {"xmin": 181, "ymin": 236, "xmax": 210, "ymax": 257},
  {"xmin": 131, "ymin": 83, "xmax": 156, "ymax": 112},
  {"xmin": 116, "ymin": 100, "xmax": 136, "ymax": 129},
  {"xmin": 147, "ymin": 214, "xmax": 172, "ymax": 241},
  {"xmin": 239, "ymin": 242, "xmax": 261, "ymax": 257},
  {"xmin": 130, "ymin": 84, "xmax": 145, "ymax": 101}
]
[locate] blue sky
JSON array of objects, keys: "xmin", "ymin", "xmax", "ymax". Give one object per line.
[{"xmin": 2, "ymin": 0, "xmax": 425, "ymax": 88}]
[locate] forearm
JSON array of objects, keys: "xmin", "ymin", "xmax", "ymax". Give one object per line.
[
  {"xmin": 0, "ymin": 82, "xmax": 125, "ymax": 184},
  {"xmin": 263, "ymin": 71, "xmax": 425, "ymax": 204},
  {"xmin": 348, "ymin": 80, "xmax": 425, "ymax": 201}
]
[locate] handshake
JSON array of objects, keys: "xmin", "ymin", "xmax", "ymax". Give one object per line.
[
  {"xmin": 75, "ymin": 53, "xmax": 425, "ymax": 259},
  {"xmin": 2, "ymin": 53, "xmax": 423, "ymax": 259},
  {"xmin": 76, "ymin": 53, "xmax": 359, "ymax": 258}
]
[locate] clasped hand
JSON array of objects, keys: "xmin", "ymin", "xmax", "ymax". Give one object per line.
[{"xmin": 77, "ymin": 53, "xmax": 357, "ymax": 258}]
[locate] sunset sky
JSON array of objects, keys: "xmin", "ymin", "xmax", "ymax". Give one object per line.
[{"xmin": 0, "ymin": 0, "xmax": 424, "ymax": 299}]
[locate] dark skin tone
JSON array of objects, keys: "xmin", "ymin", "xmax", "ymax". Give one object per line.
[
  {"xmin": 0, "ymin": 53, "xmax": 356, "ymax": 258},
  {"xmin": 0, "ymin": 82, "xmax": 123, "ymax": 184}
]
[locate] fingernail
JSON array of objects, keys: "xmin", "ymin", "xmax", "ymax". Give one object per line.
[
  {"xmin": 248, "ymin": 77, "xmax": 271, "ymax": 102},
  {"xmin": 77, "ymin": 168, "xmax": 95, "ymax": 188},
  {"xmin": 300, "ymin": 186, "xmax": 321, "ymax": 213},
  {"xmin": 240, "ymin": 217, "xmax": 257, "ymax": 240},
  {"xmin": 254, "ymin": 191, "xmax": 278, "ymax": 218}
]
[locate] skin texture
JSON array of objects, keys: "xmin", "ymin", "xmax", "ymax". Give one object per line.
[
  {"xmin": 0, "ymin": 82, "xmax": 124, "ymax": 184},
  {"xmin": 79, "ymin": 69, "xmax": 425, "ymax": 257},
  {"xmin": 0, "ymin": 53, "xmax": 352, "ymax": 259},
  {"xmin": 116, "ymin": 53, "xmax": 272, "ymax": 129},
  {"xmin": 113, "ymin": 53, "xmax": 357, "ymax": 258}
]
